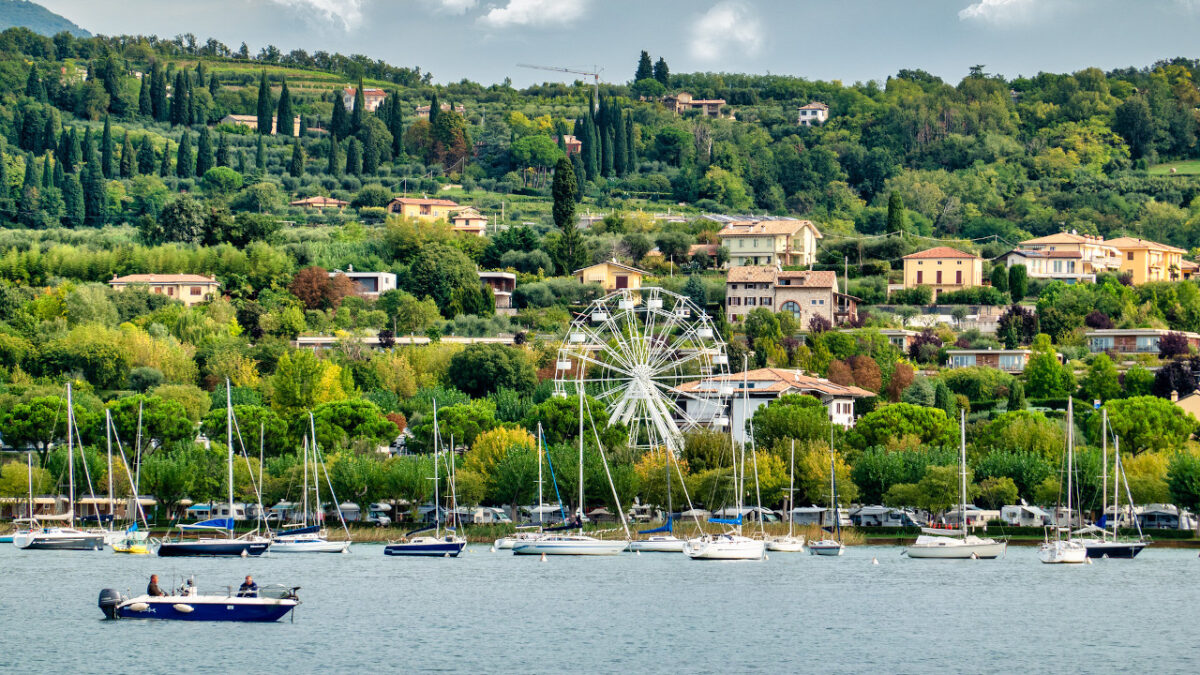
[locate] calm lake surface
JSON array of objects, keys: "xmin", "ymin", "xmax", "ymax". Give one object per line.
[{"xmin": 2, "ymin": 542, "xmax": 1197, "ymax": 674}]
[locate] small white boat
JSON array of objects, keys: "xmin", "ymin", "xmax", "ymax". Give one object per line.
[
  {"xmin": 765, "ymin": 535, "xmax": 806, "ymax": 552},
  {"xmin": 906, "ymin": 533, "xmax": 1006, "ymax": 559},
  {"xmin": 1040, "ymin": 399, "xmax": 1087, "ymax": 565},
  {"xmin": 271, "ymin": 530, "xmax": 350, "ymax": 553},
  {"xmin": 1039, "ymin": 539, "xmax": 1088, "ymax": 564},
  {"xmin": 13, "ymin": 526, "xmax": 106, "ymax": 551},
  {"xmin": 513, "ymin": 535, "xmax": 627, "ymax": 556},
  {"xmin": 494, "ymin": 529, "xmax": 546, "ymax": 550},
  {"xmin": 629, "ymin": 535, "xmax": 685, "ymax": 553},
  {"xmin": 684, "ymin": 533, "xmax": 765, "ymax": 560},
  {"xmin": 808, "ymin": 539, "xmax": 845, "ymax": 556}
]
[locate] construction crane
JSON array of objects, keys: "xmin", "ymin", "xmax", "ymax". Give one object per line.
[{"xmin": 517, "ymin": 63, "xmax": 602, "ymax": 110}]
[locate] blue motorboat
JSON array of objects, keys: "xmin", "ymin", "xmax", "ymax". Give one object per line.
[
  {"xmin": 99, "ymin": 582, "xmax": 299, "ymax": 622},
  {"xmin": 383, "ymin": 532, "xmax": 466, "ymax": 557}
]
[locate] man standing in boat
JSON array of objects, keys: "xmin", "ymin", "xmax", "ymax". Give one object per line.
[
  {"xmin": 238, "ymin": 575, "xmax": 258, "ymax": 598},
  {"xmin": 147, "ymin": 575, "xmax": 166, "ymax": 597}
]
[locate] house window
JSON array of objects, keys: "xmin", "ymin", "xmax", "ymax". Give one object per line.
[
  {"xmin": 761, "ymin": 297, "xmax": 772, "ymax": 306},
  {"xmin": 730, "ymin": 284, "xmax": 738, "ymax": 290},
  {"xmin": 1136, "ymin": 336, "xmax": 1159, "ymax": 351},
  {"xmin": 167, "ymin": 286, "xmax": 175, "ymax": 296},
  {"xmin": 190, "ymin": 286, "xmax": 203, "ymax": 296},
  {"xmin": 1090, "ymin": 336, "xmax": 1114, "ymax": 351},
  {"xmin": 615, "ymin": 275, "xmax": 628, "ymax": 290},
  {"xmin": 1127, "ymin": 252, "xmax": 1134, "ymax": 261},
  {"xmin": 951, "ymin": 354, "xmax": 977, "ymax": 367},
  {"xmin": 781, "ymin": 301, "xmax": 802, "ymax": 319},
  {"xmin": 998, "ymin": 354, "xmax": 1023, "ymax": 370},
  {"xmin": 421, "ymin": 205, "xmax": 432, "ymax": 215},
  {"xmin": 746, "ymin": 297, "xmax": 756, "ymax": 306},
  {"xmin": 729, "ymin": 297, "xmax": 740, "ymax": 306}
]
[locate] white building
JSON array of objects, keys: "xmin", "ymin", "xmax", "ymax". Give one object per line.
[
  {"xmin": 329, "ymin": 267, "xmax": 397, "ymax": 297},
  {"xmin": 798, "ymin": 102, "xmax": 829, "ymax": 126},
  {"xmin": 673, "ymin": 367, "xmax": 873, "ymax": 443}
]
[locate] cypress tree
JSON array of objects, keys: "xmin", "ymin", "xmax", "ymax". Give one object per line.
[
  {"xmin": 25, "ymin": 64, "xmax": 45, "ymax": 101},
  {"xmin": 138, "ymin": 135, "xmax": 157, "ymax": 175},
  {"xmin": 56, "ymin": 127, "xmax": 71, "ymax": 170},
  {"xmin": 195, "ymin": 126, "xmax": 214, "ymax": 176},
  {"xmin": 601, "ymin": 127, "xmax": 614, "ymax": 177},
  {"xmin": 387, "ymin": 91, "xmax": 404, "ymax": 157},
  {"xmin": 276, "ymin": 76, "xmax": 293, "ymax": 137},
  {"xmin": 428, "ymin": 92, "xmax": 440, "ymax": 129},
  {"xmin": 886, "ymin": 192, "xmax": 907, "ymax": 235},
  {"xmin": 171, "ymin": 70, "xmax": 186, "ymax": 126},
  {"xmin": 625, "ymin": 115, "xmax": 636, "ymax": 173},
  {"xmin": 159, "ymin": 140, "xmax": 172, "ymax": 177},
  {"xmin": 331, "ymin": 89, "xmax": 349, "ymax": 139},
  {"xmin": 256, "ymin": 71, "xmax": 273, "ymax": 135},
  {"xmin": 68, "ymin": 128, "xmax": 81, "ymax": 169},
  {"xmin": 18, "ymin": 155, "xmax": 40, "ymax": 228},
  {"xmin": 41, "ymin": 154, "xmax": 52, "ymax": 189},
  {"xmin": 653, "ymin": 57, "xmax": 670, "ymax": 87},
  {"xmin": 151, "ymin": 61, "xmax": 168, "ymax": 122},
  {"xmin": 82, "ymin": 154, "xmax": 106, "ymax": 227},
  {"xmin": 120, "ymin": 132, "xmax": 135, "ymax": 178},
  {"xmin": 570, "ymin": 151, "xmax": 585, "ymax": 203},
  {"xmin": 61, "ymin": 172, "xmax": 83, "ymax": 228},
  {"xmin": 327, "ymin": 134, "xmax": 342, "ymax": 176},
  {"xmin": 288, "ymin": 138, "xmax": 305, "ymax": 177},
  {"xmin": 176, "ymin": 132, "xmax": 194, "ymax": 178},
  {"xmin": 552, "ymin": 158, "xmax": 585, "ymax": 273},
  {"xmin": 102, "ymin": 56, "xmax": 124, "ymax": 115},
  {"xmin": 41, "ymin": 115, "xmax": 55, "ymax": 154},
  {"xmin": 81, "ymin": 128, "xmax": 94, "ymax": 165},
  {"xmin": 138, "ymin": 71, "xmax": 152, "ymax": 117},
  {"xmin": 237, "ymin": 150, "xmax": 247, "ymax": 174},
  {"xmin": 346, "ymin": 138, "xmax": 362, "ymax": 176},
  {"xmin": 0, "ymin": 148, "xmax": 9, "ymax": 223},
  {"xmin": 613, "ymin": 110, "xmax": 628, "ymax": 177},
  {"xmin": 350, "ymin": 77, "xmax": 365, "ymax": 135},
  {"xmin": 52, "ymin": 154, "xmax": 64, "ymax": 188},
  {"xmin": 216, "ymin": 132, "xmax": 230, "ymax": 167},
  {"xmin": 255, "ymin": 134, "xmax": 266, "ymax": 170},
  {"xmin": 635, "ymin": 51, "xmax": 653, "ymax": 82},
  {"xmin": 580, "ymin": 114, "xmax": 598, "ymax": 181},
  {"xmin": 101, "ymin": 116, "xmax": 114, "ymax": 178},
  {"xmin": 184, "ymin": 68, "xmax": 197, "ymax": 125}
]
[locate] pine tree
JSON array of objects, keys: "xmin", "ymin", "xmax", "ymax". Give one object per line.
[
  {"xmin": 216, "ymin": 132, "xmax": 230, "ymax": 167},
  {"xmin": 176, "ymin": 132, "xmax": 194, "ymax": 178},
  {"xmin": 256, "ymin": 70, "xmax": 273, "ymax": 135},
  {"xmin": 613, "ymin": 110, "xmax": 628, "ymax": 177},
  {"xmin": 625, "ymin": 115, "xmax": 636, "ymax": 174},
  {"xmin": 327, "ymin": 134, "xmax": 342, "ymax": 176},
  {"xmin": 346, "ymin": 138, "xmax": 363, "ymax": 176},
  {"xmin": 255, "ymin": 135, "xmax": 266, "ymax": 171},
  {"xmin": 350, "ymin": 78, "xmax": 365, "ymax": 135},
  {"xmin": 159, "ymin": 140, "xmax": 172, "ymax": 177},
  {"xmin": 288, "ymin": 138, "xmax": 305, "ymax": 177},
  {"xmin": 428, "ymin": 92, "xmax": 440, "ymax": 129},
  {"xmin": 195, "ymin": 126, "xmax": 214, "ymax": 176},
  {"xmin": 138, "ymin": 135, "xmax": 157, "ymax": 175},
  {"xmin": 387, "ymin": 91, "xmax": 404, "ymax": 157},
  {"xmin": 653, "ymin": 57, "xmax": 670, "ymax": 87},
  {"xmin": 81, "ymin": 154, "xmax": 106, "ymax": 227},
  {"xmin": 119, "ymin": 132, "xmax": 135, "ymax": 178},
  {"xmin": 635, "ymin": 50, "xmax": 654, "ymax": 82},
  {"xmin": 101, "ymin": 116, "xmax": 114, "ymax": 179},
  {"xmin": 331, "ymin": 89, "xmax": 349, "ymax": 139},
  {"xmin": 151, "ymin": 61, "xmax": 168, "ymax": 122},
  {"xmin": 61, "ymin": 172, "xmax": 83, "ymax": 228},
  {"xmin": 276, "ymin": 76, "xmax": 293, "ymax": 137},
  {"xmin": 601, "ymin": 127, "xmax": 614, "ymax": 177},
  {"xmin": 138, "ymin": 71, "xmax": 152, "ymax": 117}
]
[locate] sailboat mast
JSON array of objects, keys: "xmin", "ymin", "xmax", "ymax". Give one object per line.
[
  {"xmin": 960, "ymin": 409, "xmax": 967, "ymax": 537},
  {"xmin": 788, "ymin": 440, "xmax": 795, "ymax": 537},
  {"xmin": 1114, "ymin": 437, "xmax": 1121, "ymax": 540},
  {"xmin": 106, "ymin": 410, "xmax": 114, "ymax": 527},
  {"xmin": 739, "ymin": 358, "xmax": 749, "ymax": 530},
  {"xmin": 537, "ymin": 423, "xmax": 543, "ymax": 514},
  {"xmin": 1100, "ymin": 408, "xmax": 1108, "ymax": 540},
  {"xmin": 134, "ymin": 400, "xmax": 143, "ymax": 495},
  {"xmin": 433, "ymin": 400, "xmax": 440, "ymax": 536},
  {"xmin": 301, "ymin": 436, "xmax": 309, "ymax": 525},
  {"xmin": 1066, "ymin": 398, "xmax": 1074, "ymax": 535},
  {"xmin": 67, "ymin": 382, "xmax": 74, "ymax": 530},
  {"xmin": 226, "ymin": 378, "xmax": 234, "ymax": 537},
  {"xmin": 26, "ymin": 453, "xmax": 33, "ymax": 521},
  {"xmin": 578, "ymin": 368, "xmax": 585, "ymax": 535}
]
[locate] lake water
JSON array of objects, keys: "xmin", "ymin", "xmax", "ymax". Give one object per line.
[{"xmin": 2, "ymin": 542, "xmax": 1197, "ymax": 674}]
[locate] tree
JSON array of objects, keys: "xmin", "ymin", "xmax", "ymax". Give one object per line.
[
  {"xmin": 176, "ymin": 131, "xmax": 194, "ymax": 178},
  {"xmin": 885, "ymin": 192, "xmax": 906, "ymax": 235},
  {"xmin": 216, "ymin": 132, "xmax": 231, "ymax": 168},
  {"xmin": 1113, "ymin": 96, "xmax": 1154, "ymax": 159},
  {"xmin": 327, "ymin": 134, "xmax": 342, "ymax": 176},
  {"xmin": 107, "ymin": 395, "xmax": 194, "ymax": 446},
  {"xmin": 276, "ymin": 75, "xmax": 293, "ymax": 137},
  {"xmin": 61, "ymin": 172, "xmax": 83, "ymax": 227},
  {"xmin": 1024, "ymin": 334, "xmax": 1074, "ymax": 398},
  {"xmin": 1160, "ymin": 332, "xmax": 1191, "ymax": 359},
  {"xmin": 331, "ymin": 89, "xmax": 349, "ymax": 139},
  {"xmin": 683, "ymin": 275, "xmax": 707, "ymax": 309},
  {"xmin": 1079, "ymin": 353, "xmax": 1120, "ymax": 402},
  {"xmin": 269, "ymin": 350, "xmax": 348, "ymax": 420},
  {"xmin": 1006, "ymin": 380, "xmax": 1026, "ymax": 411},
  {"xmin": 1096, "ymin": 396, "xmax": 1198, "ymax": 455},
  {"xmin": 256, "ymin": 70, "xmax": 273, "ymax": 135},
  {"xmin": 144, "ymin": 195, "xmax": 207, "ymax": 244},
  {"xmin": 195, "ymin": 126, "xmax": 214, "ymax": 176},
  {"xmin": 448, "ymin": 344, "xmax": 536, "ymax": 398},
  {"xmin": 933, "ymin": 379, "xmax": 957, "ymax": 419},
  {"xmin": 845, "ymin": 403, "xmax": 956, "ymax": 451},
  {"xmin": 990, "ymin": 265, "xmax": 1009, "ymax": 293},
  {"xmin": 201, "ymin": 167, "xmax": 244, "ymax": 196},
  {"xmin": 150, "ymin": 60, "xmax": 167, "ymax": 122},
  {"xmin": 975, "ymin": 476, "xmax": 1019, "ymax": 510},
  {"xmin": 255, "ymin": 134, "xmax": 266, "ymax": 171},
  {"xmin": 653, "ymin": 57, "xmax": 670, "ymax": 87},
  {"xmin": 346, "ymin": 138, "xmax": 363, "ymax": 175},
  {"xmin": 1008, "ymin": 264, "xmax": 1028, "ymax": 300},
  {"xmin": 119, "ymin": 131, "xmax": 135, "ymax": 178},
  {"xmin": 1167, "ymin": 452, "xmax": 1200, "ymax": 531},
  {"xmin": 81, "ymin": 154, "xmax": 106, "ymax": 227},
  {"xmin": 159, "ymin": 140, "xmax": 171, "ymax": 176},
  {"xmin": 290, "ymin": 266, "xmax": 333, "ymax": 310},
  {"xmin": 311, "ymin": 399, "xmax": 398, "ymax": 450},
  {"xmin": 350, "ymin": 78, "xmax": 366, "ymax": 135},
  {"xmin": 997, "ymin": 304, "xmax": 1037, "ymax": 348},
  {"xmin": 1125, "ymin": 365, "xmax": 1155, "ymax": 397},
  {"xmin": 288, "ymin": 138, "xmax": 305, "ymax": 177},
  {"xmin": 635, "ymin": 50, "xmax": 654, "ymax": 82},
  {"xmin": 750, "ymin": 394, "xmax": 831, "ymax": 449},
  {"xmin": 100, "ymin": 115, "xmax": 114, "ymax": 178}
]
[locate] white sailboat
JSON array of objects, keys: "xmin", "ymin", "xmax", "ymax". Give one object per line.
[
  {"xmin": 385, "ymin": 403, "xmax": 468, "ymax": 557},
  {"xmin": 684, "ymin": 360, "xmax": 765, "ymax": 561},
  {"xmin": 272, "ymin": 415, "xmax": 351, "ymax": 553},
  {"xmin": 513, "ymin": 383, "xmax": 629, "ymax": 556},
  {"xmin": 494, "ymin": 424, "xmax": 551, "ymax": 550},
  {"xmin": 13, "ymin": 383, "xmax": 106, "ymax": 551},
  {"xmin": 1078, "ymin": 412, "xmax": 1149, "ymax": 559},
  {"xmin": 630, "ymin": 439, "xmax": 685, "ymax": 553},
  {"xmin": 766, "ymin": 440, "xmax": 806, "ymax": 552},
  {"xmin": 1039, "ymin": 398, "xmax": 1087, "ymax": 564},
  {"xmin": 906, "ymin": 411, "xmax": 1006, "ymax": 559}
]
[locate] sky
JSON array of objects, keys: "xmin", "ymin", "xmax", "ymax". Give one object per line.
[{"xmin": 32, "ymin": 0, "xmax": 1200, "ymax": 87}]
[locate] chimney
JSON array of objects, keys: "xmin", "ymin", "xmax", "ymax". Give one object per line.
[{"xmin": 1172, "ymin": 390, "xmax": 1179, "ymax": 402}]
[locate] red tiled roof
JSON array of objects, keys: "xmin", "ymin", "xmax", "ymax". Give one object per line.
[
  {"xmin": 390, "ymin": 197, "xmax": 460, "ymax": 207},
  {"xmin": 727, "ymin": 266, "xmax": 778, "ymax": 283},
  {"xmin": 902, "ymin": 246, "xmax": 980, "ymax": 260},
  {"xmin": 776, "ymin": 270, "xmax": 838, "ymax": 288},
  {"xmin": 675, "ymin": 367, "xmax": 873, "ymax": 398}
]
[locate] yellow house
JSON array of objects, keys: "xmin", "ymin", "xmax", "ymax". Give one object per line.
[
  {"xmin": 901, "ymin": 246, "xmax": 983, "ymax": 299},
  {"xmin": 1107, "ymin": 236, "xmax": 1186, "ymax": 284},
  {"xmin": 108, "ymin": 274, "xmax": 221, "ymax": 307},
  {"xmin": 574, "ymin": 260, "xmax": 647, "ymax": 293},
  {"xmin": 716, "ymin": 219, "xmax": 822, "ymax": 267},
  {"xmin": 387, "ymin": 197, "xmax": 460, "ymax": 222},
  {"xmin": 1017, "ymin": 231, "xmax": 1122, "ymax": 276},
  {"xmin": 1173, "ymin": 390, "xmax": 1200, "ymax": 421}
]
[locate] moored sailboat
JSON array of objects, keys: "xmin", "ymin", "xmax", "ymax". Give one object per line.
[
  {"xmin": 766, "ymin": 440, "xmax": 806, "ymax": 553},
  {"xmin": 809, "ymin": 429, "xmax": 845, "ymax": 557},
  {"xmin": 385, "ymin": 402, "xmax": 467, "ymax": 557},
  {"xmin": 1080, "ymin": 412, "xmax": 1149, "ymax": 559},
  {"xmin": 272, "ymin": 415, "xmax": 351, "ymax": 553},
  {"xmin": 1038, "ymin": 398, "xmax": 1087, "ymax": 564}
]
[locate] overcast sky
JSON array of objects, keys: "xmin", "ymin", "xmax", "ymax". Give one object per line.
[{"xmin": 34, "ymin": 0, "xmax": 1200, "ymax": 86}]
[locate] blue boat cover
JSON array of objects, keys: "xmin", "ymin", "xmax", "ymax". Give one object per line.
[
  {"xmin": 638, "ymin": 518, "xmax": 673, "ymax": 535},
  {"xmin": 405, "ymin": 525, "xmax": 434, "ymax": 537},
  {"xmin": 709, "ymin": 517, "xmax": 742, "ymax": 525},
  {"xmin": 181, "ymin": 517, "xmax": 234, "ymax": 531},
  {"xmin": 281, "ymin": 525, "xmax": 320, "ymax": 536},
  {"xmin": 126, "ymin": 522, "xmax": 139, "ymax": 533}
]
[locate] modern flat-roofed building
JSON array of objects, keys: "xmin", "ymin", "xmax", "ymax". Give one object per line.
[
  {"xmin": 329, "ymin": 268, "xmax": 396, "ymax": 297},
  {"xmin": 1085, "ymin": 328, "xmax": 1200, "ymax": 354},
  {"xmin": 946, "ymin": 348, "xmax": 1033, "ymax": 373}
]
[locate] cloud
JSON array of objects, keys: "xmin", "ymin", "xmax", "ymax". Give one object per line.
[
  {"xmin": 429, "ymin": 0, "xmax": 478, "ymax": 14},
  {"xmin": 958, "ymin": 0, "xmax": 1038, "ymax": 26},
  {"xmin": 268, "ymin": 0, "xmax": 364, "ymax": 30},
  {"xmin": 478, "ymin": 0, "xmax": 587, "ymax": 28},
  {"xmin": 689, "ymin": 1, "xmax": 763, "ymax": 62}
]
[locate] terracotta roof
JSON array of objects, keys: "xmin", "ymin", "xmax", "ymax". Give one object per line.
[
  {"xmin": 727, "ymin": 266, "xmax": 779, "ymax": 283},
  {"xmin": 675, "ymin": 368, "xmax": 873, "ymax": 398},
  {"xmin": 290, "ymin": 196, "xmax": 348, "ymax": 207},
  {"xmin": 344, "ymin": 87, "xmax": 386, "ymax": 97},
  {"xmin": 799, "ymin": 102, "xmax": 829, "ymax": 110},
  {"xmin": 109, "ymin": 274, "xmax": 219, "ymax": 285},
  {"xmin": 573, "ymin": 261, "xmax": 648, "ymax": 276},
  {"xmin": 717, "ymin": 219, "xmax": 821, "ymax": 238},
  {"xmin": 1106, "ymin": 237, "xmax": 1187, "ymax": 254},
  {"xmin": 389, "ymin": 197, "xmax": 460, "ymax": 207},
  {"xmin": 902, "ymin": 246, "xmax": 980, "ymax": 260},
  {"xmin": 776, "ymin": 270, "xmax": 838, "ymax": 288},
  {"xmin": 1000, "ymin": 249, "xmax": 1082, "ymax": 259},
  {"xmin": 1021, "ymin": 232, "xmax": 1095, "ymax": 245},
  {"xmin": 1182, "ymin": 260, "xmax": 1199, "ymax": 270},
  {"xmin": 689, "ymin": 243, "xmax": 720, "ymax": 256}
]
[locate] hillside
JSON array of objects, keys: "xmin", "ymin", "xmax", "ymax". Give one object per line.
[{"xmin": 0, "ymin": 0, "xmax": 88, "ymax": 37}]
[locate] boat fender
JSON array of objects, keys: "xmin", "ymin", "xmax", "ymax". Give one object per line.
[
  {"xmin": 241, "ymin": 549, "xmax": 249, "ymax": 558},
  {"xmin": 763, "ymin": 554, "xmax": 769, "ymax": 561},
  {"xmin": 540, "ymin": 553, "xmax": 547, "ymax": 562},
  {"xmin": 1085, "ymin": 557, "xmax": 1093, "ymax": 565},
  {"xmin": 489, "ymin": 546, "xmax": 496, "ymax": 553},
  {"xmin": 970, "ymin": 552, "xmax": 978, "ymax": 560},
  {"xmin": 173, "ymin": 604, "xmax": 195, "ymax": 613},
  {"xmin": 872, "ymin": 557, "xmax": 878, "ymax": 565},
  {"xmin": 128, "ymin": 602, "xmax": 151, "ymax": 612}
]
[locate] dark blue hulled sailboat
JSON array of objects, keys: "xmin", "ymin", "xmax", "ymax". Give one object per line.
[{"xmin": 383, "ymin": 403, "xmax": 467, "ymax": 558}]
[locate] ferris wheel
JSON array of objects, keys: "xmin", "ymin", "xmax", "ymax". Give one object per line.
[{"xmin": 553, "ymin": 287, "xmax": 732, "ymax": 455}]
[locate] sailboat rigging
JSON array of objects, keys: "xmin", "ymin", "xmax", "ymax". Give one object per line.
[
  {"xmin": 385, "ymin": 400, "xmax": 468, "ymax": 557},
  {"xmin": 1038, "ymin": 398, "xmax": 1087, "ymax": 564}
]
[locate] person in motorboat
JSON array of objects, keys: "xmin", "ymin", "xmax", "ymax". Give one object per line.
[
  {"xmin": 147, "ymin": 575, "xmax": 166, "ymax": 597},
  {"xmin": 237, "ymin": 575, "xmax": 258, "ymax": 598}
]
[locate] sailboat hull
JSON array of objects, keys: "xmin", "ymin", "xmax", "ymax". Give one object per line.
[
  {"xmin": 1083, "ymin": 540, "xmax": 1148, "ymax": 559},
  {"xmin": 14, "ymin": 530, "xmax": 105, "ymax": 550},
  {"xmin": 384, "ymin": 540, "xmax": 466, "ymax": 557},
  {"xmin": 157, "ymin": 541, "xmax": 271, "ymax": 557},
  {"xmin": 905, "ymin": 538, "xmax": 1006, "ymax": 559},
  {"xmin": 513, "ymin": 538, "xmax": 627, "ymax": 556},
  {"xmin": 271, "ymin": 539, "xmax": 350, "ymax": 553},
  {"xmin": 765, "ymin": 536, "xmax": 806, "ymax": 552},
  {"xmin": 1038, "ymin": 540, "xmax": 1088, "ymax": 564},
  {"xmin": 683, "ymin": 535, "xmax": 764, "ymax": 560},
  {"xmin": 629, "ymin": 536, "xmax": 685, "ymax": 552}
]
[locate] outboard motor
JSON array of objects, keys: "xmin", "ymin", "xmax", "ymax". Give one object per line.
[{"xmin": 98, "ymin": 589, "xmax": 124, "ymax": 620}]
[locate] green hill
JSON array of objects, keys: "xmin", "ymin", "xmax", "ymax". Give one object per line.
[{"xmin": 0, "ymin": 0, "xmax": 88, "ymax": 37}]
